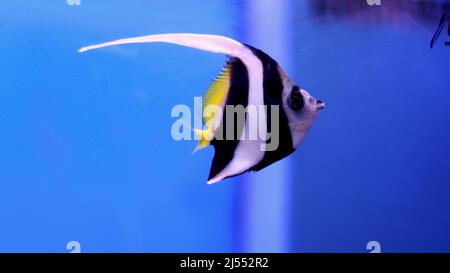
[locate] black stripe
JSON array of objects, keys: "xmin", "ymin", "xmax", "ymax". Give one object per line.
[
  {"xmin": 208, "ymin": 57, "xmax": 249, "ymax": 180},
  {"xmin": 244, "ymin": 44, "xmax": 295, "ymax": 172}
]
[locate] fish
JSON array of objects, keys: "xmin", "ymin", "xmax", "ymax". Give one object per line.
[{"xmin": 79, "ymin": 33, "xmax": 325, "ymax": 184}]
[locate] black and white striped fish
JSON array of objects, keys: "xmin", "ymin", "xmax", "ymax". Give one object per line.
[{"xmin": 79, "ymin": 33, "xmax": 325, "ymax": 184}]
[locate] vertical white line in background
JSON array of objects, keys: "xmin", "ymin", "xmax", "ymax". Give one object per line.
[{"xmin": 243, "ymin": 0, "xmax": 293, "ymax": 252}]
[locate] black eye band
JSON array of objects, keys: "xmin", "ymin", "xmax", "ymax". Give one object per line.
[{"xmin": 289, "ymin": 86, "xmax": 304, "ymax": 111}]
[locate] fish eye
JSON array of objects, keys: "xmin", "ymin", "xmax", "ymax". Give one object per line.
[{"xmin": 289, "ymin": 86, "xmax": 304, "ymax": 111}]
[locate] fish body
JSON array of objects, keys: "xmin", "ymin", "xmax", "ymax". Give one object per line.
[{"xmin": 79, "ymin": 33, "xmax": 325, "ymax": 184}]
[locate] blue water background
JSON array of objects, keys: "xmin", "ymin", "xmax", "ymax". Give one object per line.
[{"xmin": 0, "ymin": 0, "xmax": 449, "ymax": 252}]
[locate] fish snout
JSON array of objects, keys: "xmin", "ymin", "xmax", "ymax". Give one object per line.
[{"xmin": 316, "ymin": 99, "xmax": 325, "ymax": 111}]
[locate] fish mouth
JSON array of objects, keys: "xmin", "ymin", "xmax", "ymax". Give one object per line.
[{"xmin": 316, "ymin": 99, "xmax": 325, "ymax": 110}]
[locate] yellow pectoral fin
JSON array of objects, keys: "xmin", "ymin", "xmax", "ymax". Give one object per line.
[{"xmin": 192, "ymin": 128, "xmax": 214, "ymax": 154}]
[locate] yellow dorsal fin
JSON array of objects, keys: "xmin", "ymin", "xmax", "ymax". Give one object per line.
[
  {"xmin": 203, "ymin": 62, "xmax": 231, "ymax": 123},
  {"xmin": 194, "ymin": 61, "xmax": 232, "ymax": 152}
]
